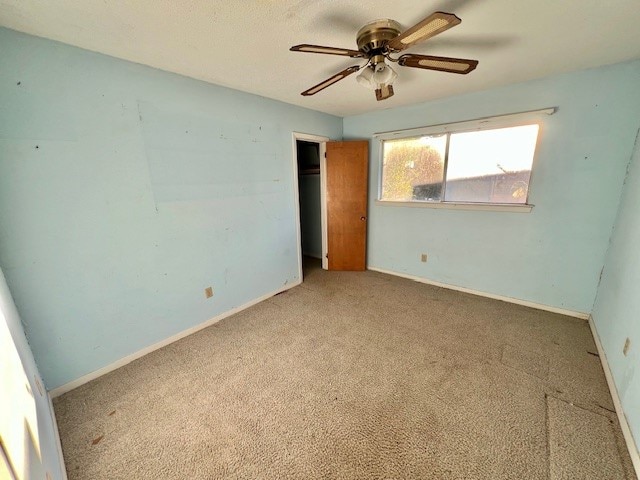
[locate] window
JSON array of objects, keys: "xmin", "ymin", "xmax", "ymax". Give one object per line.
[
  {"xmin": 378, "ymin": 111, "xmax": 550, "ymax": 208},
  {"xmin": 381, "ymin": 134, "xmax": 447, "ymax": 202}
]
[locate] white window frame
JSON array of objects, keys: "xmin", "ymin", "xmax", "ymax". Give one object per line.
[{"xmin": 374, "ymin": 108, "xmax": 556, "ymax": 213}]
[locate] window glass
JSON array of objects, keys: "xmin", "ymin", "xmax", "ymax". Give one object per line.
[
  {"xmin": 381, "ymin": 135, "xmax": 446, "ymax": 202},
  {"xmin": 444, "ymin": 125, "xmax": 539, "ymax": 204},
  {"xmin": 379, "ymin": 123, "xmax": 540, "ymax": 206}
]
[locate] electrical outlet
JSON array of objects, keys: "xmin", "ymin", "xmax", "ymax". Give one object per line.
[
  {"xmin": 623, "ymin": 337, "xmax": 631, "ymax": 356},
  {"xmin": 421, "ymin": 253, "xmax": 428, "ymax": 263},
  {"xmin": 204, "ymin": 287, "xmax": 214, "ymax": 299}
]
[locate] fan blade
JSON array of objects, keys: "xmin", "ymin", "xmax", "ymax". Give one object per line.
[
  {"xmin": 423, "ymin": 34, "xmax": 515, "ymax": 51},
  {"xmin": 290, "ymin": 44, "xmax": 363, "ymax": 58},
  {"xmin": 375, "ymin": 84, "xmax": 394, "ymax": 101},
  {"xmin": 398, "ymin": 54, "xmax": 478, "ymax": 74},
  {"xmin": 387, "ymin": 12, "xmax": 461, "ymax": 52},
  {"xmin": 301, "ymin": 66, "xmax": 360, "ymax": 96}
]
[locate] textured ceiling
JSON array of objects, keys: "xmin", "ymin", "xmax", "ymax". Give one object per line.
[{"xmin": 1, "ymin": 0, "xmax": 640, "ymax": 117}]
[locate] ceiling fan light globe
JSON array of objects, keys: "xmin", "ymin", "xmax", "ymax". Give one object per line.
[
  {"xmin": 388, "ymin": 66, "xmax": 398, "ymax": 84},
  {"xmin": 357, "ymin": 67, "xmax": 377, "ymax": 90},
  {"xmin": 373, "ymin": 64, "xmax": 397, "ymax": 85}
]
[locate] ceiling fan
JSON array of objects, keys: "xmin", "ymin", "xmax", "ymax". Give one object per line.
[{"xmin": 290, "ymin": 11, "xmax": 478, "ymax": 101}]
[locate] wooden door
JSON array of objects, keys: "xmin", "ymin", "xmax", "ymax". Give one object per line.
[{"xmin": 326, "ymin": 141, "xmax": 369, "ymax": 271}]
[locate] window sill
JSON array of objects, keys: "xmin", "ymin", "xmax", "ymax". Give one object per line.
[{"xmin": 374, "ymin": 200, "xmax": 534, "ymax": 213}]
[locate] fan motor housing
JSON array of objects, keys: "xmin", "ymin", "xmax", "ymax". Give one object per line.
[{"xmin": 356, "ymin": 19, "xmax": 401, "ymax": 54}]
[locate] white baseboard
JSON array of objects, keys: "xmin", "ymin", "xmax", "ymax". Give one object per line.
[
  {"xmin": 47, "ymin": 393, "xmax": 69, "ymax": 479},
  {"xmin": 588, "ymin": 316, "xmax": 640, "ymax": 476},
  {"xmin": 367, "ymin": 266, "xmax": 589, "ymax": 319},
  {"xmin": 49, "ymin": 281, "xmax": 300, "ymax": 398}
]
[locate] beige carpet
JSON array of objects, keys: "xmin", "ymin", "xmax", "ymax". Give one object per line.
[{"xmin": 54, "ymin": 260, "xmax": 637, "ymax": 479}]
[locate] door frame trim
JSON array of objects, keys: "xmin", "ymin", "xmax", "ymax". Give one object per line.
[{"xmin": 292, "ymin": 132, "xmax": 330, "ymax": 279}]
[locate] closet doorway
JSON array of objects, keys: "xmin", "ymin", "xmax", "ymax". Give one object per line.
[
  {"xmin": 292, "ymin": 133, "xmax": 369, "ymax": 280},
  {"xmin": 293, "ymin": 133, "xmax": 329, "ymax": 278}
]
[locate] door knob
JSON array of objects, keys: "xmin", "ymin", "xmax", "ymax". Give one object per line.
[{"xmin": 360, "ymin": 216, "xmax": 366, "ymax": 221}]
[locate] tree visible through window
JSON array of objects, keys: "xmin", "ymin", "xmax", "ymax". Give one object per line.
[
  {"xmin": 380, "ymin": 124, "xmax": 540, "ymax": 205},
  {"xmin": 381, "ymin": 135, "xmax": 446, "ymax": 201}
]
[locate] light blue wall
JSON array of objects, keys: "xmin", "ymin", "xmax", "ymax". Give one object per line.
[
  {"xmin": 2, "ymin": 22, "xmax": 639, "ymax": 405},
  {"xmin": 592, "ymin": 131, "xmax": 640, "ymax": 451},
  {"xmin": 0, "ymin": 267, "xmax": 65, "ymax": 479},
  {"xmin": 0, "ymin": 27, "xmax": 342, "ymax": 389},
  {"xmin": 343, "ymin": 60, "xmax": 640, "ymax": 314}
]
